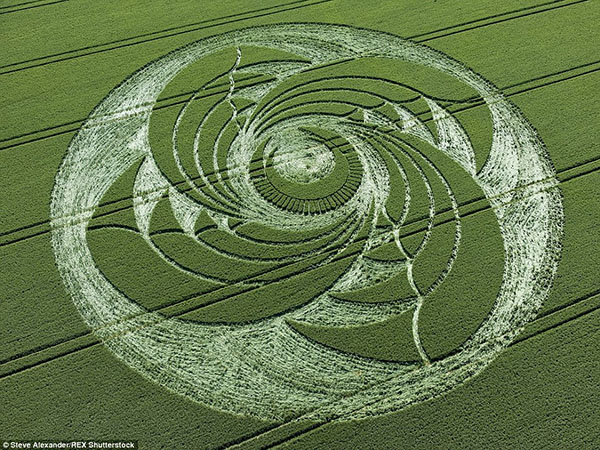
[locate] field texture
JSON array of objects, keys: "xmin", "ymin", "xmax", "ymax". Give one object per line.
[{"xmin": 1, "ymin": 0, "xmax": 599, "ymax": 449}]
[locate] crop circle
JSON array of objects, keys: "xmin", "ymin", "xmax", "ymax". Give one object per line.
[{"xmin": 51, "ymin": 23, "xmax": 562, "ymax": 421}]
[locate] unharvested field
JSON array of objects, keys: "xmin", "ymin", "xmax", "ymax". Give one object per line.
[{"xmin": 1, "ymin": 0, "xmax": 599, "ymax": 449}]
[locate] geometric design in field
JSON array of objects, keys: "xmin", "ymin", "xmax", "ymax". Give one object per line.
[{"xmin": 50, "ymin": 23, "xmax": 563, "ymax": 421}]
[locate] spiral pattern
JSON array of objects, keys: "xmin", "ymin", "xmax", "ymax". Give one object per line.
[{"xmin": 50, "ymin": 24, "xmax": 563, "ymax": 421}]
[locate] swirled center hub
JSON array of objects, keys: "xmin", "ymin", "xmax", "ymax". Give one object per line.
[{"xmin": 272, "ymin": 143, "xmax": 335, "ymax": 184}]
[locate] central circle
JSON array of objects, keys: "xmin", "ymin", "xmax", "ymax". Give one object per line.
[{"xmin": 272, "ymin": 143, "xmax": 335, "ymax": 184}]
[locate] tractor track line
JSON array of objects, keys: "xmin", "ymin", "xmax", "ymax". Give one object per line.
[
  {"xmin": 0, "ymin": 0, "xmax": 582, "ymax": 74},
  {"xmin": 219, "ymin": 297, "xmax": 600, "ymax": 450},
  {"xmin": 0, "ymin": 62, "xmax": 598, "ymax": 246},
  {"xmin": 0, "ymin": 0, "xmax": 331, "ymax": 75},
  {"xmin": 0, "ymin": 0, "xmax": 66, "ymax": 15},
  {"xmin": 0, "ymin": 162, "xmax": 597, "ymax": 379},
  {"xmin": 0, "ymin": 9, "xmax": 596, "ymax": 149}
]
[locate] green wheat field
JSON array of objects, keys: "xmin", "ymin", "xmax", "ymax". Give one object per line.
[{"xmin": 1, "ymin": 0, "xmax": 599, "ymax": 449}]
